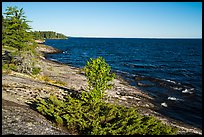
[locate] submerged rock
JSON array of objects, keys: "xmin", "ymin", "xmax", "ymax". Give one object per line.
[
  {"xmin": 161, "ymin": 102, "xmax": 168, "ymax": 107},
  {"xmin": 137, "ymin": 81, "xmax": 155, "ymax": 87}
]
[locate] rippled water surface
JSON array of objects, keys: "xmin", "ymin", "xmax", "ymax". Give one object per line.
[{"xmin": 45, "ymin": 38, "xmax": 202, "ymax": 128}]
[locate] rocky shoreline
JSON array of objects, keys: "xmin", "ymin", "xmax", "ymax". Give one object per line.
[{"xmin": 2, "ymin": 44, "xmax": 202, "ymax": 135}]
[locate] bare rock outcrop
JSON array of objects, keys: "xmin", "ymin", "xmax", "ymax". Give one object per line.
[{"xmin": 2, "ymin": 99, "xmax": 70, "ymax": 135}]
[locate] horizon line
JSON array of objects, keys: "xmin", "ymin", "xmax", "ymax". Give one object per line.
[{"xmin": 68, "ymin": 36, "xmax": 202, "ymax": 39}]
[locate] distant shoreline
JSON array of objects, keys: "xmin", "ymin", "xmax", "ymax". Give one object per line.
[
  {"xmin": 45, "ymin": 38, "xmax": 68, "ymax": 40},
  {"xmin": 67, "ymin": 36, "xmax": 202, "ymax": 39}
]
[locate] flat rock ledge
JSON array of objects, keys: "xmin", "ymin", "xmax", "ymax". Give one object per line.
[{"xmin": 2, "ymin": 99, "xmax": 69, "ymax": 135}]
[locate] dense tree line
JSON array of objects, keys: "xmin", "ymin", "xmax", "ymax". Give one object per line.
[{"xmin": 30, "ymin": 31, "xmax": 68, "ymax": 40}]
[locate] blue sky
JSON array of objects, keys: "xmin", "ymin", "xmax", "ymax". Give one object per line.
[{"xmin": 2, "ymin": 2, "xmax": 202, "ymax": 38}]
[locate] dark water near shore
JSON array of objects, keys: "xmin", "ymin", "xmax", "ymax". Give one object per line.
[{"xmin": 45, "ymin": 37, "xmax": 202, "ymax": 128}]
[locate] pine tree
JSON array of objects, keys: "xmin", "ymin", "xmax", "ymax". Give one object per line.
[{"xmin": 2, "ymin": 6, "xmax": 34, "ymax": 51}]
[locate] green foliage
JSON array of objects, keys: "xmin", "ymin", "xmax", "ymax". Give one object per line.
[
  {"xmin": 2, "ymin": 51, "xmax": 17, "ymax": 73},
  {"xmin": 37, "ymin": 75, "xmax": 66, "ymax": 86},
  {"xmin": 53, "ymin": 80, "xmax": 67, "ymax": 86},
  {"xmin": 2, "ymin": 6, "xmax": 40, "ymax": 76},
  {"xmin": 30, "ymin": 31, "xmax": 67, "ymax": 40},
  {"xmin": 8, "ymin": 63, "xmax": 17, "ymax": 71},
  {"xmin": 2, "ymin": 6, "xmax": 35, "ymax": 51},
  {"xmin": 34, "ymin": 94, "xmax": 178, "ymax": 135},
  {"xmin": 33, "ymin": 57, "xmax": 177, "ymax": 135},
  {"xmin": 2, "ymin": 45, "xmax": 18, "ymax": 53},
  {"xmin": 2, "ymin": 63, "xmax": 16, "ymax": 73},
  {"xmin": 32, "ymin": 67, "xmax": 41, "ymax": 75},
  {"xmin": 83, "ymin": 57, "xmax": 115, "ymax": 102}
]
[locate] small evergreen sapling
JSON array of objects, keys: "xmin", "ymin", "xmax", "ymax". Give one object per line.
[{"xmin": 83, "ymin": 57, "xmax": 115, "ymax": 102}]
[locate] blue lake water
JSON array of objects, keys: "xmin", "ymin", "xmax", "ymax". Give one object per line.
[{"xmin": 45, "ymin": 37, "xmax": 202, "ymax": 128}]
